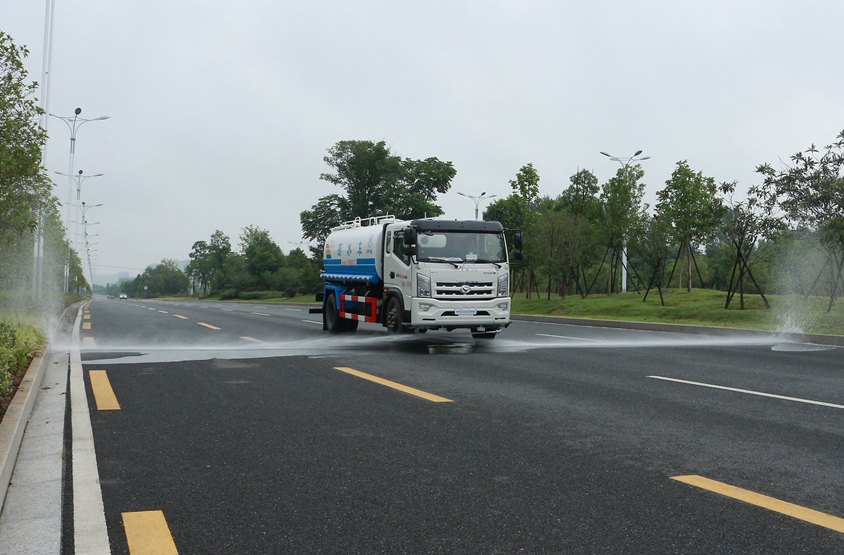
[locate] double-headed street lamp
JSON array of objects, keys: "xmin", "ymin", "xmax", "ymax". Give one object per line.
[
  {"xmin": 599, "ymin": 150, "xmax": 650, "ymax": 293},
  {"xmin": 55, "ymin": 169, "xmax": 104, "ymax": 201},
  {"xmin": 50, "ymin": 107, "xmax": 109, "ymax": 292},
  {"xmin": 80, "ymin": 202, "xmax": 103, "ymax": 289},
  {"xmin": 457, "ymin": 191, "xmax": 498, "ymax": 220}
]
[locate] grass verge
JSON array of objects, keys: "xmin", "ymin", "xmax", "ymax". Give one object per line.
[
  {"xmin": 511, "ymin": 289, "xmax": 844, "ymax": 336},
  {"xmin": 0, "ymin": 292, "xmax": 87, "ymax": 420}
]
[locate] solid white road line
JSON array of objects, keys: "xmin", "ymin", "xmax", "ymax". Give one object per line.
[
  {"xmin": 536, "ymin": 333, "xmax": 602, "ymax": 341},
  {"xmin": 648, "ymin": 376, "xmax": 844, "ymax": 410},
  {"xmin": 70, "ymin": 307, "xmax": 111, "ymax": 554}
]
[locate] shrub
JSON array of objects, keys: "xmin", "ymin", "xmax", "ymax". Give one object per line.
[{"xmin": 219, "ymin": 288, "xmax": 238, "ymax": 300}]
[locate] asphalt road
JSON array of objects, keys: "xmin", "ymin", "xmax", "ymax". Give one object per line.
[{"xmin": 76, "ymin": 297, "xmax": 844, "ymax": 554}]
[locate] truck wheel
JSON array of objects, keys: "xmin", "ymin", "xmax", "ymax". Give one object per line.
[
  {"xmin": 325, "ymin": 293, "xmax": 342, "ymax": 333},
  {"xmin": 385, "ymin": 297, "xmax": 404, "ymax": 335}
]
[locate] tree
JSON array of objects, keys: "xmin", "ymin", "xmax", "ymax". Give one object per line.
[
  {"xmin": 509, "ymin": 163, "xmax": 540, "ymax": 207},
  {"xmin": 122, "ymin": 259, "xmax": 188, "ymax": 298},
  {"xmin": 301, "ymin": 140, "xmax": 456, "ymax": 244},
  {"xmin": 0, "ymin": 31, "xmax": 50, "ymax": 236},
  {"xmin": 590, "ymin": 164, "xmax": 646, "ymax": 295},
  {"xmin": 657, "ymin": 161, "xmax": 722, "ymax": 292},
  {"xmin": 755, "ymin": 130, "xmax": 844, "ymax": 311},
  {"xmin": 185, "ymin": 230, "xmax": 232, "ymax": 296},
  {"xmin": 637, "ymin": 215, "xmax": 672, "ymax": 306},
  {"xmin": 239, "ymin": 225, "xmax": 283, "ymax": 289},
  {"xmin": 718, "ymin": 182, "xmax": 776, "ymax": 310},
  {"xmin": 557, "ymin": 169, "xmax": 601, "ymax": 220}
]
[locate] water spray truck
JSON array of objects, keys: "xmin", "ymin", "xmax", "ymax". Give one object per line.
[{"xmin": 310, "ymin": 215, "xmax": 522, "ymax": 338}]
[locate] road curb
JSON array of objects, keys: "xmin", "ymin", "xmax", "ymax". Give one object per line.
[
  {"xmin": 0, "ymin": 352, "xmax": 46, "ymax": 512},
  {"xmin": 511, "ymin": 314, "xmax": 844, "ymax": 347}
]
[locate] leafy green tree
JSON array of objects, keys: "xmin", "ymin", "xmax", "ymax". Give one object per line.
[
  {"xmin": 239, "ymin": 225, "xmax": 283, "ymax": 289},
  {"xmin": 483, "ymin": 194, "xmax": 530, "ymax": 231},
  {"xmin": 755, "ymin": 130, "xmax": 844, "ymax": 311},
  {"xmin": 656, "ymin": 161, "xmax": 722, "ymax": 292},
  {"xmin": 301, "ymin": 140, "xmax": 456, "ymax": 244},
  {"xmin": 0, "ymin": 32, "xmax": 50, "ymax": 236},
  {"xmin": 509, "ymin": 163, "xmax": 540, "ymax": 206},
  {"xmin": 122, "ymin": 259, "xmax": 187, "ymax": 298},
  {"xmin": 557, "ymin": 169, "xmax": 601, "ymax": 220},
  {"xmin": 185, "ymin": 230, "xmax": 232, "ymax": 296},
  {"xmin": 592, "ymin": 164, "xmax": 647, "ymax": 295}
]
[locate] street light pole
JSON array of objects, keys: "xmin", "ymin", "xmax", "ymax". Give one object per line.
[
  {"xmin": 50, "ymin": 108, "xmax": 109, "ymax": 292},
  {"xmin": 457, "ymin": 191, "xmax": 498, "ymax": 220},
  {"xmin": 599, "ymin": 150, "xmax": 650, "ymax": 293},
  {"xmin": 80, "ymin": 203, "xmax": 102, "ymax": 289},
  {"xmin": 56, "ymin": 170, "xmax": 104, "ymax": 258}
]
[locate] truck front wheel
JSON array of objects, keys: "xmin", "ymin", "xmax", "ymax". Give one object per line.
[{"xmin": 385, "ymin": 297, "xmax": 405, "ymax": 335}]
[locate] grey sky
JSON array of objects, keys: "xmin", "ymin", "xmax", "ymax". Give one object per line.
[{"xmin": 6, "ymin": 1, "xmax": 844, "ymax": 285}]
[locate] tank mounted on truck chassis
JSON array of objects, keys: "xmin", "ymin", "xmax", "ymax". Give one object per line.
[{"xmin": 309, "ymin": 215, "xmax": 522, "ymax": 339}]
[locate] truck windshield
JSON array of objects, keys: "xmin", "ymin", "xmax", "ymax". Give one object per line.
[{"xmin": 416, "ymin": 231, "xmax": 506, "ymax": 263}]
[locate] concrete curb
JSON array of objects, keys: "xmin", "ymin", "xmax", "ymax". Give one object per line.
[
  {"xmin": 511, "ymin": 314, "xmax": 844, "ymax": 347},
  {"xmin": 0, "ymin": 352, "xmax": 46, "ymax": 511}
]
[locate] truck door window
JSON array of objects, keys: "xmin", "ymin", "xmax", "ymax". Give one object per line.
[
  {"xmin": 393, "ymin": 231, "xmax": 410, "ymax": 266},
  {"xmin": 386, "ymin": 231, "xmax": 392, "ymax": 254}
]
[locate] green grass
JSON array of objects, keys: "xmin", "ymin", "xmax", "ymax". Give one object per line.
[
  {"xmin": 511, "ymin": 288, "xmax": 844, "ymax": 336},
  {"xmin": 0, "ymin": 292, "xmax": 84, "ymax": 396}
]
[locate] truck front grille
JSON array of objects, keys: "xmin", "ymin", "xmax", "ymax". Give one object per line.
[{"xmin": 435, "ymin": 281, "xmax": 495, "ymax": 300}]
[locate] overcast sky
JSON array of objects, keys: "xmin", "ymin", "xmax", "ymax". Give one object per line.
[{"xmin": 6, "ymin": 0, "xmax": 844, "ymax": 285}]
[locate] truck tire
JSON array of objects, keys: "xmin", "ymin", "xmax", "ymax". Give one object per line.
[
  {"xmin": 325, "ymin": 293, "xmax": 343, "ymax": 333},
  {"xmin": 325, "ymin": 293, "xmax": 359, "ymax": 334},
  {"xmin": 385, "ymin": 297, "xmax": 405, "ymax": 335}
]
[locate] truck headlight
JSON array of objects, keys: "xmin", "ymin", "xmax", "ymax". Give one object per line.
[
  {"xmin": 418, "ymin": 274, "xmax": 432, "ymax": 298},
  {"xmin": 497, "ymin": 274, "xmax": 509, "ymax": 297}
]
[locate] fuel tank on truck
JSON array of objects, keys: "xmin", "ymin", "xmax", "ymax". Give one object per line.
[{"xmin": 322, "ymin": 216, "xmax": 394, "ymax": 284}]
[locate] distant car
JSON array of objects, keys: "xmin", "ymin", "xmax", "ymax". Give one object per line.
[
  {"xmin": 119, "ymin": 293, "xmax": 128, "ymax": 299},
  {"xmin": 106, "ymin": 295, "xmax": 113, "ymax": 299}
]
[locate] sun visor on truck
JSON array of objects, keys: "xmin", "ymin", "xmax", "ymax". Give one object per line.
[{"xmin": 410, "ymin": 220, "xmax": 504, "ymax": 233}]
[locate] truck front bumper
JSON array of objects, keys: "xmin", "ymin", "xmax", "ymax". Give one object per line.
[{"xmin": 410, "ymin": 297, "xmax": 511, "ymax": 330}]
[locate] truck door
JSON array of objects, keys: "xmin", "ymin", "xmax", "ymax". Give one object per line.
[{"xmin": 383, "ymin": 229, "xmax": 412, "ymax": 299}]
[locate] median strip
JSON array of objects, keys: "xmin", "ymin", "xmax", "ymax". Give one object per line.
[
  {"xmin": 89, "ymin": 370, "xmax": 121, "ymax": 411},
  {"xmin": 122, "ymin": 510, "xmax": 179, "ymax": 554},
  {"xmin": 672, "ymin": 475, "xmax": 844, "ymax": 533},
  {"xmin": 334, "ymin": 366, "xmax": 453, "ymax": 403}
]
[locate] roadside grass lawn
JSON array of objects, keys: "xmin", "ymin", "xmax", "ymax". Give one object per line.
[
  {"xmin": 0, "ymin": 292, "xmax": 86, "ymax": 416},
  {"xmin": 511, "ymin": 288, "xmax": 844, "ymax": 336}
]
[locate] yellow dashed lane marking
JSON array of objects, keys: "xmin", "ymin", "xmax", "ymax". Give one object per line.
[
  {"xmin": 173, "ymin": 315, "xmax": 189, "ymax": 320},
  {"xmin": 122, "ymin": 510, "xmax": 179, "ymax": 554},
  {"xmin": 82, "ymin": 322, "xmax": 92, "ymax": 330},
  {"xmin": 673, "ymin": 475, "xmax": 844, "ymax": 533},
  {"xmin": 89, "ymin": 370, "xmax": 120, "ymax": 410},
  {"xmin": 158, "ymin": 310, "xmax": 169, "ymax": 314},
  {"xmin": 334, "ymin": 367, "xmax": 453, "ymax": 403},
  {"xmin": 83, "ymin": 314, "xmax": 91, "ymax": 319},
  {"xmin": 197, "ymin": 322, "xmax": 220, "ymax": 330}
]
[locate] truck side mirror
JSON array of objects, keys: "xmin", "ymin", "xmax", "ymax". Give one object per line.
[
  {"xmin": 402, "ymin": 227, "xmax": 418, "ymax": 257},
  {"xmin": 405, "ymin": 227, "xmax": 417, "ymax": 246},
  {"xmin": 513, "ymin": 232, "xmax": 523, "ymax": 249}
]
